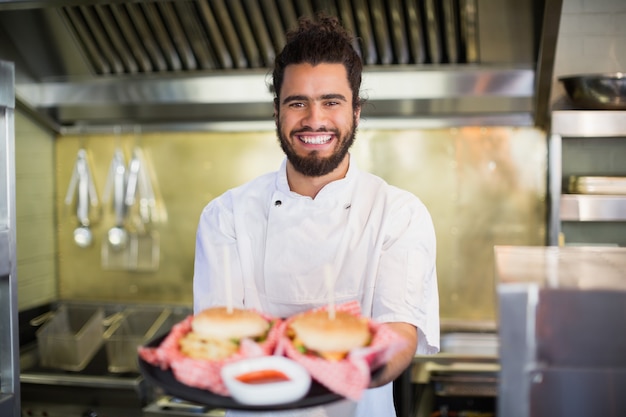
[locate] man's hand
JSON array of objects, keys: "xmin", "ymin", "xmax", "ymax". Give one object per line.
[{"xmin": 368, "ymin": 322, "xmax": 417, "ymax": 388}]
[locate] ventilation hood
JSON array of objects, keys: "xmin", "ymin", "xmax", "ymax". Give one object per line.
[{"xmin": 0, "ymin": 0, "xmax": 562, "ymax": 132}]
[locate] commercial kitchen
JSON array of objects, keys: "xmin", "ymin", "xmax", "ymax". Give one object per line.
[{"xmin": 1, "ymin": 0, "xmax": 625, "ymax": 416}]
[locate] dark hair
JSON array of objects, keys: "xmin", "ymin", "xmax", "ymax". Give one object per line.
[{"xmin": 271, "ymin": 14, "xmax": 363, "ymax": 110}]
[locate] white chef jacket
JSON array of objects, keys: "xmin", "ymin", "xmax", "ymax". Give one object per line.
[{"xmin": 193, "ymin": 156, "xmax": 439, "ymax": 417}]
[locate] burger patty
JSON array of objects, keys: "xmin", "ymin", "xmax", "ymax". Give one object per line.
[{"xmin": 179, "ymin": 331, "xmax": 239, "ymax": 360}]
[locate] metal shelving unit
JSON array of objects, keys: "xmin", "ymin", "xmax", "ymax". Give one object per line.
[
  {"xmin": 0, "ymin": 60, "xmax": 19, "ymax": 417},
  {"xmin": 548, "ymin": 110, "xmax": 626, "ymax": 245}
]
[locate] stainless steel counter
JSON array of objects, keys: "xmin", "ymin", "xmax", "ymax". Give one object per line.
[{"xmin": 495, "ymin": 245, "xmax": 626, "ymax": 417}]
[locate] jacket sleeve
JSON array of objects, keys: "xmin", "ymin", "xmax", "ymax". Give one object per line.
[
  {"xmin": 193, "ymin": 193, "xmax": 246, "ymax": 314},
  {"xmin": 373, "ymin": 191, "xmax": 440, "ymax": 355}
]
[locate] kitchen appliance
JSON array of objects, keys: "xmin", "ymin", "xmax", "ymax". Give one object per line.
[
  {"xmin": 495, "ymin": 245, "xmax": 626, "ymax": 417},
  {"xmin": 0, "ymin": 59, "xmax": 19, "ymax": 417},
  {"xmin": 411, "ymin": 336, "xmax": 499, "ymax": 417},
  {"xmin": 36, "ymin": 304, "xmax": 105, "ymax": 371},
  {"xmin": 104, "ymin": 307, "xmax": 171, "ymax": 373},
  {"xmin": 20, "ymin": 301, "xmax": 211, "ymax": 417},
  {"xmin": 409, "ymin": 314, "xmax": 500, "ymax": 416}
]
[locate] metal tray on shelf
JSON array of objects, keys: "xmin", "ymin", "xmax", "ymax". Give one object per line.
[{"xmin": 568, "ymin": 176, "xmax": 626, "ymax": 195}]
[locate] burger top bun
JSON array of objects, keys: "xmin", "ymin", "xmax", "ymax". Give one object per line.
[
  {"xmin": 289, "ymin": 310, "xmax": 370, "ymax": 354},
  {"xmin": 191, "ymin": 307, "xmax": 270, "ymax": 340}
]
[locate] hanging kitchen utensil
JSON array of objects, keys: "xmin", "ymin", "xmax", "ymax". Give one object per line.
[
  {"xmin": 108, "ymin": 149, "xmax": 128, "ymax": 251},
  {"xmin": 101, "ymin": 146, "xmax": 130, "ymax": 270},
  {"xmin": 126, "ymin": 146, "xmax": 160, "ymax": 272},
  {"xmin": 65, "ymin": 148, "xmax": 99, "ymax": 248},
  {"xmin": 74, "ymin": 155, "xmax": 93, "ymax": 247}
]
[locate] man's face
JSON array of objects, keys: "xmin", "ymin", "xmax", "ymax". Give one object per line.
[{"xmin": 274, "ymin": 63, "xmax": 360, "ymax": 177}]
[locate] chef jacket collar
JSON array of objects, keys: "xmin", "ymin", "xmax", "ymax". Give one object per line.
[{"xmin": 275, "ymin": 154, "xmax": 357, "ymax": 201}]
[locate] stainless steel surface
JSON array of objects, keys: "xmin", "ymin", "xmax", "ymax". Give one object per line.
[
  {"xmin": 459, "ymin": 0, "xmax": 479, "ymax": 63},
  {"xmin": 411, "ymin": 353, "xmax": 499, "ymax": 384},
  {"xmin": 431, "ymin": 372, "xmax": 498, "ymax": 397},
  {"xmin": 533, "ymin": 0, "xmax": 563, "ymax": 129},
  {"xmin": 21, "ymin": 301, "xmax": 192, "ymax": 417},
  {"xmin": 548, "ymin": 110, "xmax": 626, "ymax": 245},
  {"xmin": 424, "ymin": 0, "xmax": 442, "ymax": 64},
  {"xmin": 560, "ymin": 194, "xmax": 626, "ymax": 221},
  {"xmin": 547, "ymin": 132, "xmax": 562, "ymax": 246},
  {"xmin": 0, "ymin": 59, "xmax": 19, "ymax": 417},
  {"xmin": 442, "ymin": 0, "xmax": 460, "ymax": 64},
  {"xmin": 495, "ymin": 245, "xmax": 626, "ymax": 417},
  {"xmin": 0, "ymin": 0, "xmax": 560, "ymax": 128},
  {"xmin": 559, "ymin": 72, "xmax": 626, "ymax": 110},
  {"xmin": 143, "ymin": 397, "xmax": 225, "ymax": 417},
  {"xmin": 404, "ymin": 0, "xmax": 425, "ymax": 64},
  {"xmin": 15, "ymin": 67, "xmax": 538, "ymax": 130},
  {"xmin": 495, "ymin": 245, "xmax": 626, "ymax": 289},
  {"xmin": 529, "ymin": 369, "xmax": 626, "ymax": 417},
  {"xmin": 440, "ymin": 333, "xmax": 499, "ymax": 356},
  {"xmin": 551, "ymin": 109, "xmax": 626, "ymax": 137},
  {"xmin": 21, "ymin": 370, "xmax": 142, "ymax": 389},
  {"xmin": 35, "ymin": 304, "xmax": 105, "ymax": 371}
]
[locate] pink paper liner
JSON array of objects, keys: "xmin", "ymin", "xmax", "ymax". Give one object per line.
[
  {"xmin": 138, "ymin": 312, "xmax": 281, "ymax": 396},
  {"xmin": 276, "ymin": 301, "xmax": 408, "ymax": 401}
]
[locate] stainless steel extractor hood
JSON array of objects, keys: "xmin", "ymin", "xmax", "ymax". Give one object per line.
[{"xmin": 0, "ymin": 0, "xmax": 562, "ymax": 132}]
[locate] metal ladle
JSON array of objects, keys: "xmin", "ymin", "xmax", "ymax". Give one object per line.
[
  {"xmin": 74, "ymin": 156, "xmax": 93, "ymax": 248},
  {"xmin": 73, "ymin": 156, "xmax": 92, "ymax": 248},
  {"xmin": 65, "ymin": 149, "xmax": 97, "ymax": 248},
  {"xmin": 107, "ymin": 150, "xmax": 128, "ymax": 251}
]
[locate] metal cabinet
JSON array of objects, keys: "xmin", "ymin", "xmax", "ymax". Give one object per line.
[
  {"xmin": 548, "ymin": 110, "xmax": 626, "ymax": 246},
  {"xmin": 495, "ymin": 245, "xmax": 626, "ymax": 417},
  {"xmin": 0, "ymin": 60, "xmax": 19, "ymax": 417}
]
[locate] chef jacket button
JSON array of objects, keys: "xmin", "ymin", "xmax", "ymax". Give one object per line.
[
  {"xmin": 344, "ymin": 203, "xmax": 351, "ymax": 209},
  {"xmin": 275, "ymin": 200, "xmax": 282, "ymax": 206}
]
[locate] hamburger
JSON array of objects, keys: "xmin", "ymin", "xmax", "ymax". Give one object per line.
[
  {"xmin": 288, "ymin": 310, "xmax": 371, "ymax": 361},
  {"xmin": 179, "ymin": 307, "xmax": 271, "ymax": 360}
]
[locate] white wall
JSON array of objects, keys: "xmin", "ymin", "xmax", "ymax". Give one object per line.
[
  {"xmin": 15, "ymin": 111, "xmax": 57, "ymax": 311},
  {"xmin": 552, "ymin": 0, "xmax": 626, "ymax": 102}
]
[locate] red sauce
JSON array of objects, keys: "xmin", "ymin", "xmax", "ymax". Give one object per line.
[{"xmin": 235, "ymin": 369, "xmax": 290, "ymax": 384}]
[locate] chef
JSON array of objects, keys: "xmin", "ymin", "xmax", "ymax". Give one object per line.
[{"xmin": 193, "ymin": 13, "xmax": 439, "ymax": 417}]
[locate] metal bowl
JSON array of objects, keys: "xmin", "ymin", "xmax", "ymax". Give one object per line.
[{"xmin": 559, "ymin": 72, "xmax": 626, "ymax": 110}]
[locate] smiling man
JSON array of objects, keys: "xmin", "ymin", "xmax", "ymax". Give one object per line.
[
  {"xmin": 193, "ymin": 14, "xmax": 439, "ymax": 417},
  {"xmin": 276, "ymin": 62, "xmax": 357, "ymax": 197}
]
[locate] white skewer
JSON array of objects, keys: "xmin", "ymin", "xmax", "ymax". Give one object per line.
[
  {"xmin": 224, "ymin": 245, "xmax": 233, "ymax": 314},
  {"xmin": 324, "ymin": 264, "xmax": 335, "ymax": 320}
]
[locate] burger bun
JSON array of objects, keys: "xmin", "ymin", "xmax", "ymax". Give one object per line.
[
  {"xmin": 191, "ymin": 306, "xmax": 270, "ymax": 340},
  {"xmin": 179, "ymin": 307, "xmax": 270, "ymax": 361},
  {"xmin": 289, "ymin": 310, "xmax": 370, "ymax": 358}
]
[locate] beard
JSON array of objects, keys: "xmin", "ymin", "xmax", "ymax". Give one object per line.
[{"xmin": 276, "ymin": 114, "xmax": 358, "ymax": 177}]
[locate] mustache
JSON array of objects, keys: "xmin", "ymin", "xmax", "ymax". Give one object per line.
[{"xmin": 290, "ymin": 127, "xmax": 339, "ymax": 136}]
